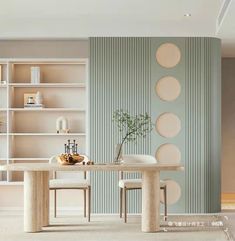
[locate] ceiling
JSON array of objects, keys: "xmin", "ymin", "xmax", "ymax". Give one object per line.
[{"xmin": 0, "ymin": 0, "xmax": 234, "ymax": 56}]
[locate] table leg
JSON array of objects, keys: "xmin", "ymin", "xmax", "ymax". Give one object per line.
[
  {"xmin": 142, "ymin": 171, "xmax": 160, "ymax": 232},
  {"xmin": 24, "ymin": 171, "xmax": 42, "ymax": 232},
  {"xmin": 42, "ymin": 171, "xmax": 49, "ymax": 227}
]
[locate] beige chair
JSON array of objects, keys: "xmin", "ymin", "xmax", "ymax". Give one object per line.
[
  {"xmin": 49, "ymin": 155, "xmax": 91, "ymax": 221},
  {"xmin": 119, "ymin": 155, "xmax": 167, "ymax": 223}
]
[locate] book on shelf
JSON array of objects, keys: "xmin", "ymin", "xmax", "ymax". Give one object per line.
[{"xmin": 24, "ymin": 104, "xmax": 44, "ymax": 108}]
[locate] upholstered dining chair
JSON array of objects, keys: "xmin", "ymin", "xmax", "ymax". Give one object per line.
[
  {"xmin": 118, "ymin": 155, "xmax": 167, "ymax": 223},
  {"xmin": 49, "ymin": 155, "xmax": 91, "ymax": 222}
]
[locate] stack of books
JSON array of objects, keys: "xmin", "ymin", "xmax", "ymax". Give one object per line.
[{"xmin": 24, "ymin": 104, "xmax": 44, "ymax": 109}]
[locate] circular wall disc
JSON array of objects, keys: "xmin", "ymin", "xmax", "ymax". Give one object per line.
[
  {"xmin": 156, "ymin": 113, "xmax": 181, "ymax": 138},
  {"xmin": 160, "ymin": 179, "xmax": 181, "ymax": 205},
  {"xmin": 156, "ymin": 144, "xmax": 181, "ymax": 164},
  {"xmin": 156, "ymin": 43, "xmax": 181, "ymax": 68},
  {"xmin": 156, "ymin": 76, "xmax": 181, "ymax": 101}
]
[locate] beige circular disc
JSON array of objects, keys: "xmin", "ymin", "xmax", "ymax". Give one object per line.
[
  {"xmin": 156, "ymin": 144, "xmax": 181, "ymax": 164},
  {"xmin": 156, "ymin": 76, "xmax": 181, "ymax": 101},
  {"xmin": 156, "ymin": 113, "xmax": 181, "ymax": 138},
  {"xmin": 156, "ymin": 43, "xmax": 181, "ymax": 68},
  {"xmin": 160, "ymin": 179, "xmax": 181, "ymax": 205}
]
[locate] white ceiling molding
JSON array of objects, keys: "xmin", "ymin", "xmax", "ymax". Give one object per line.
[
  {"xmin": 216, "ymin": 0, "xmax": 232, "ymax": 34},
  {"xmin": 216, "ymin": 0, "xmax": 235, "ymax": 56}
]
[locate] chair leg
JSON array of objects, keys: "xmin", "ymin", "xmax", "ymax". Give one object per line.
[
  {"xmin": 88, "ymin": 186, "xmax": 91, "ymax": 222},
  {"xmin": 124, "ymin": 187, "xmax": 127, "ymax": 223},
  {"xmin": 54, "ymin": 189, "xmax": 57, "ymax": 218},
  {"xmin": 84, "ymin": 189, "xmax": 87, "ymax": 217},
  {"xmin": 164, "ymin": 186, "xmax": 167, "ymax": 221},
  {"xmin": 120, "ymin": 188, "xmax": 123, "ymax": 218}
]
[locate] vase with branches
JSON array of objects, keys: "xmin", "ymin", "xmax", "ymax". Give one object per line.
[{"xmin": 112, "ymin": 109, "xmax": 153, "ymax": 163}]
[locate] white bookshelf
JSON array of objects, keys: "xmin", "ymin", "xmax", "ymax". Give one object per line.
[{"xmin": 0, "ymin": 58, "xmax": 89, "ymax": 185}]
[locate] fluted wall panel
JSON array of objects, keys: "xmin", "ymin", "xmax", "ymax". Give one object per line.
[
  {"xmin": 185, "ymin": 38, "xmax": 221, "ymax": 213},
  {"xmin": 90, "ymin": 37, "xmax": 221, "ymax": 214},
  {"xmin": 89, "ymin": 37, "xmax": 151, "ymax": 213}
]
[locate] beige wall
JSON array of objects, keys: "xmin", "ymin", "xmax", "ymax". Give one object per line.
[
  {"xmin": 0, "ymin": 40, "xmax": 88, "ymax": 211},
  {"xmin": 222, "ymin": 58, "xmax": 235, "ymax": 193},
  {"xmin": 0, "ymin": 40, "xmax": 88, "ymax": 58}
]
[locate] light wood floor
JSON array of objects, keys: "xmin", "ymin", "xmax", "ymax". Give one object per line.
[{"xmin": 0, "ymin": 213, "xmax": 232, "ymax": 241}]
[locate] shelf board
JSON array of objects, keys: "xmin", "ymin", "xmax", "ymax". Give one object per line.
[
  {"xmin": 0, "ymin": 108, "xmax": 7, "ymax": 111},
  {"xmin": 9, "ymin": 108, "xmax": 86, "ymax": 112},
  {"xmin": 0, "ymin": 181, "xmax": 24, "ymax": 186},
  {"xmin": 9, "ymin": 133, "xmax": 86, "ymax": 136},
  {"xmin": 9, "ymin": 83, "xmax": 86, "ymax": 88},
  {"xmin": 0, "ymin": 133, "xmax": 7, "ymax": 136}
]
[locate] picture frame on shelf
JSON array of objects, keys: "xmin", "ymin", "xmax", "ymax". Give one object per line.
[
  {"xmin": 24, "ymin": 93, "xmax": 44, "ymax": 108},
  {"xmin": 0, "ymin": 65, "xmax": 6, "ymax": 85}
]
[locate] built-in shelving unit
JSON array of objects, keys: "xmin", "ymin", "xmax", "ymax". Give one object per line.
[{"xmin": 0, "ymin": 58, "xmax": 89, "ymax": 185}]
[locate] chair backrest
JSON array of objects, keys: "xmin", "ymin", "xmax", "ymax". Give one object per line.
[
  {"xmin": 49, "ymin": 155, "xmax": 89, "ymax": 180},
  {"xmin": 120, "ymin": 155, "xmax": 156, "ymax": 180},
  {"xmin": 122, "ymin": 155, "xmax": 157, "ymax": 164}
]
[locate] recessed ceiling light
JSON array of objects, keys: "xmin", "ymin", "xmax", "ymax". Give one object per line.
[{"xmin": 184, "ymin": 13, "xmax": 191, "ymax": 17}]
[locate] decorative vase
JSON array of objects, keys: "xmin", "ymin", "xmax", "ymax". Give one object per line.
[
  {"xmin": 35, "ymin": 91, "xmax": 43, "ymax": 105},
  {"xmin": 56, "ymin": 116, "xmax": 69, "ymax": 133},
  {"xmin": 31, "ymin": 66, "xmax": 40, "ymax": 84},
  {"xmin": 114, "ymin": 143, "xmax": 123, "ymax": 164}
]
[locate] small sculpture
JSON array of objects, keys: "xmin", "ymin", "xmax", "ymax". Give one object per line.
[
  {"xmin": 64, "ymin": 139, "xmax": 78, "ymax": 154},
  {"xmin": 57, "ymin": 140, "xmax": 84, "ymax": 165},
  {"xmin": 35, "ymin": 91, "xmax": 43, "ymax": 105},
  {"xmin": 57, "ymin": 140, "xmax": 93, "ymax": 165},
  {"xmin": 56, "ymin": 116, "xmax": 69, "ymax": 133}
]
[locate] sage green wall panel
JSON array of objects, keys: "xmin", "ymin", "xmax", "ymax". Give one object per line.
[
  {"xmin": 185, "ymin": 38, "xmax": 221, "ymax": 213},
  {"xmin": 150, "ymin": 38, "xmax": 186, "ymax": 213},
  {"xmin": 90, "ymin": 37, "xmax": 221, "ymax": 214},
  {"xmin": 89, "ymin": 37, "xmax": 151, "ymax": 213}
]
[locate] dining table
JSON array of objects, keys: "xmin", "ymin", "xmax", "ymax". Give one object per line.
[{"xmin": 0, "ymin": 162, "xmax": 183, "ymax": 233}]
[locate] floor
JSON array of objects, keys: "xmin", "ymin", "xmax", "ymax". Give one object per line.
[{"xmin": 0, "ymin": 213, "xmax": 233, "ymax": 241}]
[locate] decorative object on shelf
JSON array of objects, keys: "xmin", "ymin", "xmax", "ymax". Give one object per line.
[
  {"xmin": 0, "ymin": 118, "xmax": 4, "ymax": 133},
  {"xmin": 35, "ymin": 91, "xmax": 43, "ymax": 105},
  {"xmin": 27, "ymin": 96, "xmax": 35, "ymax": 104},
  {"xmin": 112, "ymin": 109, "xmax": 153, "ymax": 163},
  {"xmin": 0, "ymin": 65, "xmax": 6, "ymax": 85},
  {"xmin": 56, "ymin": 116, "xmax": 69, "ymax": 133},
  {"xmin": 31, "ymin": 66, "xmax": 41, "ymax": 84},
  {"xmin": 24, "ymin": 93, "xmax": 44, "ymax": 108}
]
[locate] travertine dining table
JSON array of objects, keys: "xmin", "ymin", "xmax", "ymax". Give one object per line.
[{"xmin": 0, "ymin": 163, "xmax": 183, "ymax": 233}]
